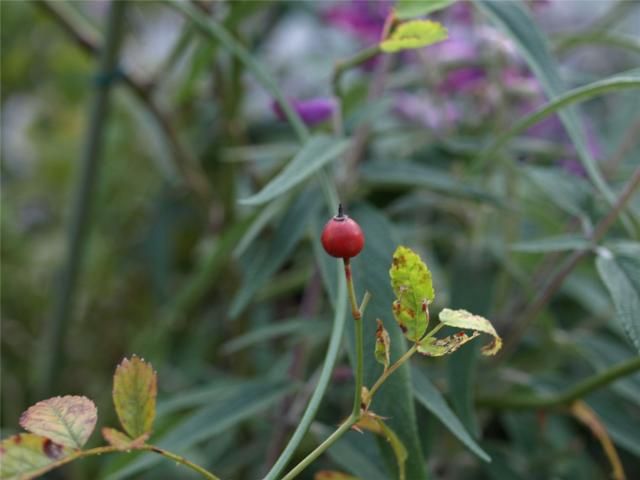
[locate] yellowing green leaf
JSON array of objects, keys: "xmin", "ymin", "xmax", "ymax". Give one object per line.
[
  {"xmin": 113, "ymin": 356, "xmax": 157, "ymax": 439},
  {"xmin": 417, "ymin": 331, "xmax": 480, "ymax": 356},
  {"xmin": 19, "ymin": 396, "xmax": 97, "ymax": 448},
  {"xmin": 0, "ymin": 433, "xmax": 74, "ymax": 480},
  {"xmin": 375, "ymin": 319, "xmax": 391, "ymax": 369},
  {"xmin": 380, "ymin": 20, "xmax": 448, "ymax": 53},
  {"xmin": 101, "ymin": 427, "xmax": 148, "ymax": 451},
  {"xmin": 438, "ymin": 308, "xmax": 502, "ymax": 355},
  {"xmin": 389, "ymin": 246, "xmax": 434, "ymax": 341}
]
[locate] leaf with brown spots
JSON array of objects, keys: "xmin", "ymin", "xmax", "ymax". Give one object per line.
[
  {"xmin": 389, "ymin": 246, "xmax": 434, "ymax": 341},
  {"xmin": 0, "ymin": 433, "xmax": 74, "ymax": 479},
  {"xmin": 113, "ymin": 355, "xmax": 157, "ymax": 438},
  {"xmin": 102, "ymin": 427, "xmax": 149, "ymax": 451},
  {"xmin": 19, "ymin": 396, "xmax": 97, "ymax": 448},
  {"xmin": 417, "ymin": 331, "xmax": 480, "ymax": 356},
  {"xmin": 374, "ymin": 319, "xmax": 391, "ymax": 369},
  {"xmin": 438, "ymin": 308, "xmax": 502, "ymax": 355}
]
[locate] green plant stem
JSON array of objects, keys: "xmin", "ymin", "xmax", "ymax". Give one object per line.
[
  {"xmin": 36, "ymin": 0, "xmax": 127, "ymax": 398},
  {"xmin": 478, "ymin": 356, "xmax": 640, "ymax": 410},
  {"xmin": 25, "ymin": 444, "xmax": 221, "ymax": 480},
  {"xmin": 332, "ymin": 45, "xmax": 381, "ymax": 97},
  {"xmin": 369, "ymin": 344, "xmax": 417, "ymax": 400},
  {"xmin": 281, "ymin": 415, "xmax": 358, "ymax": 480},
  {"xmin": 344, "ymin": 259, "xmax": 365, "ymax": 416},
  {"xmin": 281, "ymin": 259, "xmax": 366, "ymax": 480}
]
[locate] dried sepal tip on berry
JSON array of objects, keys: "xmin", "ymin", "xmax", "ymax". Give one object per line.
[{"xmin": 321, "ymin": 204, "xmax": 365, "ymax": 259}]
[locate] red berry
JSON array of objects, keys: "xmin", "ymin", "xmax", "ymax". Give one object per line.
[{"xmin": 321, "ymin": 204, "xmax": 365, "ymax": 259}]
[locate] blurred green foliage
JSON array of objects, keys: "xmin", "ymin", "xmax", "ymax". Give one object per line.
[{"xmin": 2, "ymin": 1, "xmax": 640, "ymax": 479}]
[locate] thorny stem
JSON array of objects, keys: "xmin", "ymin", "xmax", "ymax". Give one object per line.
[
  {"xmin": 24, "ymin": 444, "xmax": 221, "ymax": 480},
  {"xmin": 282, "ymin": 257, "xmax": 367, "ymax": 480}
]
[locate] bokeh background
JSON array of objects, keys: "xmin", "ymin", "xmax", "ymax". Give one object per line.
[{"xmin": 2, "ymin": 1, "xmax": 640, "ymax": 479}]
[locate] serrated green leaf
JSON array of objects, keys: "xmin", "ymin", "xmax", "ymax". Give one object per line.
[
  {"xmin": 239, "ymin": 135, "xmax": 349, "ymax": 206},
  {"xmin": 380, "ymin": 20, "xmax": 448, "ymax": 53},
  {"xmin": 113, "ymin": 356, "xmax": 157, "ymax": 439},
  {"xmin": 19, "ymin": 396, "xmax": 97, "ymax": 449},
  {"xmin": 417, "ymin": 331, "xmax": 481, "ymax": 356},
  {"xmin": 105, "ymin": 380, "xmax": 294, "ymax": 478},
  {"xmin": 390, "ymin": 246, "xmax": 434, "ymax": 341},
  {"xmin": 0, "ymin": 433, "xmax": 75, "ymax": 480},
  {"xmin": 596, "ymin": 253, "xmax": 640, "ymax": 354},
  {"xmin": 437, "ymin": 308, "xmax": 502, "ymax": 355},
  {"xmin": 375, "ymin": 319, "xmax": 391, "ymax": 369},
  {"xmin": 395, "ymin": 0, "xmax": 455, "ymax": 20},
  {"xmin": 412, "ymin": 367, "xmax": 491, "ymax": 462}
]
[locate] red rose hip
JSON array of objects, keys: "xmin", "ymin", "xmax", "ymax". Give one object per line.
[{"xmin": 321, "ymin": 204, "xmax": 365, "ymax": 259}]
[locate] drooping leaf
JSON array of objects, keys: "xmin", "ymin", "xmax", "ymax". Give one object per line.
[
  {"xmin": 412, "ymin": 367, "xmax": 491, "ymax": 462},
  {"xmin": 389, "ymin": 246, "xmax": 434, "ymax": 341},
  {"xmin": 0, "ymin": 433, "xmax": 75, "ymax": 480},
  {"xmin": 375, "ymin": 319, "xmax": 391, "ymax": 369},
  {"xmin": 19, "ymin": 396, "xmax": 97, "ymax": 449},
  {"xmin": 113, "ymin": 356, "xmax": 157, "ymax": 439},
  {"xmin": 380, "ymin": 20, "xmax": 448, "ymax": 53},
  {"xmin": 314, "ymin": 471, "xmax": 360, "ymax": 480},
  {"xmin": 395, "ymin": 0, "xmax": 455, "ymax": 20},
  {"xmin": 239, "ymin": 135, "xmax": 350, "ymax": 206},
  {"xmin": 102, "ymin": 428, "xmax": 148, "ymax": 451},
  {"xmin": 436, "ymin": 308, "xmax": 502, "ymax": 355},
  {"xmin": 418, "ymin": 331, "xmax": 481, "ymax": 356},
  {"xmin": 355, "ymin": 413, "xmax": 408, "ymax": 480},
  {"xmin": 596, "ymin": 252, "xmax": 640, "ymax": 354}
]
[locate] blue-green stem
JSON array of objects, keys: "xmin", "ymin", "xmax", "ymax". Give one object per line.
[
  {"xmin": 281, "ymin": 257, "xmax": 367, "ymax": 480},
  {"xmin": 37, "ymin": 0, "xmax": 127, "ymax": 397}
]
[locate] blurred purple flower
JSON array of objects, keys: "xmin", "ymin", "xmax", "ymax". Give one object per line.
[
  {"xmin": 324, "ymin": 0, "xmax": 391, "ymax": 43},
  {"xmin": 439, "ymin": 66, "xmax": 487, "ymax": 94},
  {"xmin": 393, "ymin": 92, "xmax": 459, "ymax": 131},
  {"xmin": 271, "ymin": 97, "xmax": 337, "ymax": 126},
  {"xmin": 559, "ymin": 158, "xmax": 587, "ymax": 177}
]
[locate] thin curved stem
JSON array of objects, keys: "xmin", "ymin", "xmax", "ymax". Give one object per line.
[
  {"xmin": 21, "ymin": 444, "xmax": 221, "ymax": 480},
  {"xmin": 478, "ymin": 355, "xmax": 640, "ymax": 410},
  {"xmin": 280, "ymin": 415, "xmax": 358, "ymax": 480}
]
